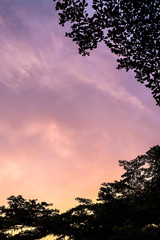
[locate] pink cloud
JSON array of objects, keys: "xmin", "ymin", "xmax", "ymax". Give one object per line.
[{"xmin": 0, "ymin": 0, "xmax": 160, "ymax": 212}]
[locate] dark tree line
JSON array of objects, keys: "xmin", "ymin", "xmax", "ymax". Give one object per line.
[
  {"xmin": 53, "ymin": 0, "xmax": 160, "ymax": 105},
  {"xmin": 1, "ymin": 146, "xmax": 160, "ymax": 239}
]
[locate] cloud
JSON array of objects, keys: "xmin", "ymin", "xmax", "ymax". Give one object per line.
[{"xmin": 0, "ymin": 0, "xmax": 160, "ymax": 211}]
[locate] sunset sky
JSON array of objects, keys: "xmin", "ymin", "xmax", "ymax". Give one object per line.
[{"xmin": 0, "ymin": 0, "xmax": 160, "ymax": 212}]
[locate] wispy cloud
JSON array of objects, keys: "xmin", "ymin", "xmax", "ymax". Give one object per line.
[{"xmin": 0, "ymin": 0, "xmax": 160, "ymax": 211}]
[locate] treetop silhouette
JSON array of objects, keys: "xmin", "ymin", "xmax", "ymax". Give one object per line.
[
  {"xmin": 1, "ymin": 146, "xmax": 160, "ymax": 239},
  {"xmin": 53, "ymin": 0, "xmax": 160, "ymax": 105}
]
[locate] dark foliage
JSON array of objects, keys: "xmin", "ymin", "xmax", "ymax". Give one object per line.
[
  {"xmin": 53, "ymin": 0, "xmax": 160, "ymax": 105},
  {"xmin": 1, "ymin": 146, "xmax": 160, "ymax": 239},
  {"xmin": 0, "ymin": 195, "xmax": 59, "ymax": 239}
]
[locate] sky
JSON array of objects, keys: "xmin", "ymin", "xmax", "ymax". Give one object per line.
[{"xmin": 0, "ymin": 0, "xmax": 160, "ymax": 213}]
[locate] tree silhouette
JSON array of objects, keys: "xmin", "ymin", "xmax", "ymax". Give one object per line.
[
  {"xmin": 53, "ymin": 0, "xmax": 160, "ymax": 105},
  {"xmin": 1, "ymin": 146, "xmax": 160, "ymax": 239},
  {"xmin": 52, "ymin": 146, "xmax": 160, "ymax": 239},
  {"xmin": 98, "ymin": 145, "xmax": 160, "ymax": 202},
  {"xmin": 0, "ymin": 195, "xmax": 59, "ymax": 239}
]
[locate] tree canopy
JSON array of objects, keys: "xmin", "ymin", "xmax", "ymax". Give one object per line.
[
  {"xmin": 53, "ymin": 0, "xmax": 160, "ymax": 105},
  {"xmin": 0, "ymin": 195, "xmax": 59, "ymax": 239},
  {"xmin": 1, "ymin": 146, "xmax": 160, "ymax": 239}
]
